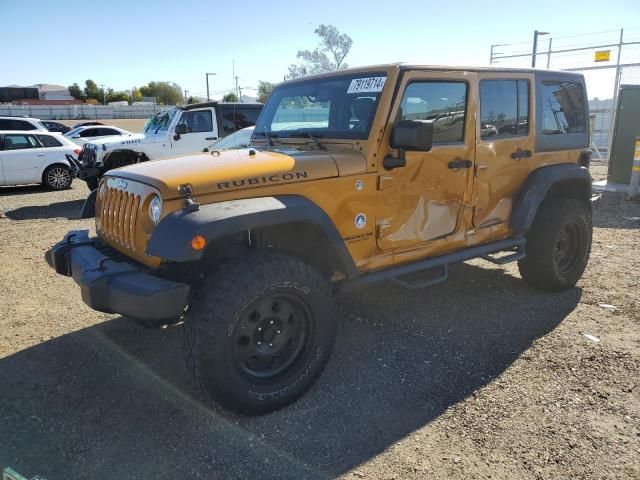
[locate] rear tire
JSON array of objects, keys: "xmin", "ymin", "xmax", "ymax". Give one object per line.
[
  {"xmin": 518, "ymin": 197, "xmax": 592, "ymax": 291},
  {"xmin": 185, "ymin": 252, "xmax": 338, "ymax": 414},
  {"xmin": 43, "ymin": 165, "xmax": 72, "ymax": 190}
]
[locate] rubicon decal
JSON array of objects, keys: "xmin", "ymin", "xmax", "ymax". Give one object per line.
[{"xmin": 217, "ymin": 171, "xmax": 309, "ymax": 190}]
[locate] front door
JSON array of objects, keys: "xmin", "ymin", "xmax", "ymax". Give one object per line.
[
  {"xmin": 1, "ymin": 133, "xmax": 45, "ymax": 184},
  {"xmin": 473, "ymin": 74, "xmax": 534, "ymax": 228},
  {"xmin": 376, "ymin": 71, "xmax": 476, "ymax": 251},
  {"xmin": 172, "ymin": 108, "xmax": 218, "ymax": 155}
]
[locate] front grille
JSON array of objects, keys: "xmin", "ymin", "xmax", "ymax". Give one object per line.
[{"xmin": 99, "ymin": 187, "xmax": 141, "ymax": 252}]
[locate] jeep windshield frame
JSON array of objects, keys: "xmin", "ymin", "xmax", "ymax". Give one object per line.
[
  {"xmin": 144, "ymin": 108, "xmax": 178, "ymax": 134},
  {"xmin": 254, "ymin": 71, "xmax": 388, "ymax": 141}
]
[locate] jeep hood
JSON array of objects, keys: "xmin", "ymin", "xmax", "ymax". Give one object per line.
[
  {"xmin": 105, "ymin": 147, "xmax": 366, "ymax": 198},
  {"xmin": 88, "ymin": 133, "xmax": 146, "ymax": 146}
]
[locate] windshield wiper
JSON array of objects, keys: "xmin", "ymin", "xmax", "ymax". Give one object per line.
[{"xmin": 291, "ymin": 131, "xmax": 326, "ymax": 150}]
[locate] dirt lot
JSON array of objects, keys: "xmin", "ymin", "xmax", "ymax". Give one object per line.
[
  {"xmin": 58, "ymin": 118, "xmax": 148, "ymax": 133},
  {"xmin": 0, "ymin": 178, "xmax": 638, "ymax": 479}
]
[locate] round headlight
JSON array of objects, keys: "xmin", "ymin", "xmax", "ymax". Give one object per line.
[{"xmin": 149, "ymin": 195, "xmax": 162, "ymax": 225}]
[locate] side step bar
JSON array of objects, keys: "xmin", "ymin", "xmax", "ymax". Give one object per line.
[{"xmin": 340, "ymin": 237, "xmax": 526, "ymax": 291}]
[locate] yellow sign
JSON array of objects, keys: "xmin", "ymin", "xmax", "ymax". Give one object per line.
[{"xmin": 595, "ymin": 50, "xmax": 611, "ymax": 62}]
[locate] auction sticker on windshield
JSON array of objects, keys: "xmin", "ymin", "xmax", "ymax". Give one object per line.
[{"xmin": 347, "ymin": 77, "xmax": 386, "ymax": 94}]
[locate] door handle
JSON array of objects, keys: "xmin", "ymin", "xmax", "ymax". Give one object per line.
[
  {"xmin": 37, "ymin": 153, "xmax": 45, "ymax": 157},
  {"xmin": 511, "ymin": 149, "xmax": 532, "ymax": 160},
  {"xmin": 205, "ymin": 137, "xmax": 217, "ymax": 141},
  {"xmin": 448, "ymin": 158, "xmax": 472, "ymax": 169}
]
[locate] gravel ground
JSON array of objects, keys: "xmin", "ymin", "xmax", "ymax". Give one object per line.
[{"xmin": 0, "ymin": 177, "xmax": 638, "ymax": 480}]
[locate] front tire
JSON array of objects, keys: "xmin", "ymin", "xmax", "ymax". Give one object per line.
[
  {"xmin": 518, "ymin": 197, "xmax": 592, "ymax": 291},
  {"xmin": 43, "ymin": 165, "xmax": 72, "ymax": 190},
  {"xmin": 185, "ymin": 252, "xmax": 338, "ymax": 414}
]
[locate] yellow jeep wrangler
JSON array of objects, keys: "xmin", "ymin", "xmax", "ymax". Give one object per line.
[{"xmin": 47, "ymin": 64, "xmax": 595, "ymax": 414}]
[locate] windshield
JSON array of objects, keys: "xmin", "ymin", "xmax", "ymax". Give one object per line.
[
  {"xmin": 64, "ymin": 127, "xmax": 82, "ymax": 137},
  {"xmin": 255, "ymin": 72, "xmax": 387, "ymax": 140},
  {"xmin": 144, "ymin": 108, "xmax": 178, "ymax": 133}
]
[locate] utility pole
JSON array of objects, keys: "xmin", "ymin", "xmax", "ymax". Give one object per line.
[
  {"xmin": 238, "ymin": 86, "xmax": 242, "ymax": 102},
  {"xmin": 99, "ymin": 83, "xmax": 106, "ymax": 105},
  {"xmin": 532, "ymin": 30, "xmax": 549, "ymax": 68},
  {"xmin": 205, "ymin": 72, "xmax": 216, "ymax": 101},
  {"xmin": 235, "ymin": 76, "xmax": 239, "ymax": 100},
  {"xmin": 184, "ymin": 89, "xmax": 188, "ymax": 103}
]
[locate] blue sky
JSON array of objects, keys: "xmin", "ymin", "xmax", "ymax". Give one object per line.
[{"xmin": 1, "ymin": 0, "xmax": 639, "ymax": 99}]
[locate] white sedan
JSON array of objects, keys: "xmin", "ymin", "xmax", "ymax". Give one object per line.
[
  {"xmin": 0, "ymin": 130, "xmax": 80, "ymax": 190},
  {"xmin": 64, "ymin": 125, "xmax": 132, "ymax": 146}
]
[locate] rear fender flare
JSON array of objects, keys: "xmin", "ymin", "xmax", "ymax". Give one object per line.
[{"xmin": 510, "ymin": 163, "xmax": 592, "ymax": 236}]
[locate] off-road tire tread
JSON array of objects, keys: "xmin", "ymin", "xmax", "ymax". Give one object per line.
[
  {"xmin": 184, "ymin": 251, "xmax": 337, "ymax": 414},
  {"xmin": 518, "ymin": 197, "xmax": 592, "ymax": 291}
]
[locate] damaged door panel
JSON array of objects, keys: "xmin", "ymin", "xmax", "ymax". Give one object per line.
[{"xmin": 376, "ymin": 71, "xmax": 476, "ymax": 251}]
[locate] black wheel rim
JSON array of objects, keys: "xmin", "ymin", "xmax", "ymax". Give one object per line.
[
  {"xmin": 232, "ymin": 293, "xmax": 312, "ymax": 380},
  {"xmin": 554, "ymin": 222, "xmax": 582, "ymax": 274}
]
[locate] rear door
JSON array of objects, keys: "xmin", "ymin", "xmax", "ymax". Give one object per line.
[
  {"xmin": 376, "ymin": 70, "xmax": 476, "ymax": 251},
  {"xmin": 1, "ymin": 133, "xmax": 46, "ymax": 183},
  {"xmin": 473, "ymin": 74, "xmax": 534, "ymax": 228},
  {"xmin": 172, "ymin": 108, "xmax": 217, "ymax": 155}
]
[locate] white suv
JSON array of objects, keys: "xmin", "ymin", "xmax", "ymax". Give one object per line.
[
  {"xmin": 0, "ymin": 131, "xmax": 80, "ymax": 189},
  {"xmin": 0, "ymin": 116, "xmax": 49, "ymax": 132}
]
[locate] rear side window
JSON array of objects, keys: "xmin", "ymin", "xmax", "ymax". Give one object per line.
[
  {"xmin": 397, "ymin": 81, "xmax": 468, "ymax": 144},
  {"xmin": 37, "ymin": 134, "xmax": 63, "ymax": 147},
  {"xmin": 4, "ymin": 134, "xmax": 39, "ymax": 150},
  {"xmin": 97, "ymin": 128, "xmax": 121, "ymax": 136},
  {"xmin": 480, "ymin": 80, "xmax": 529, "ymax": 139},
  {"xmin": 540, "ymin": 81, "xmax": 586, "ymax": 135},
  {"xmin": 219, "ymin": 106, "xmax": 260, "ymax": 136},
  {"xmin": 177, "ymin": 110, "xmax": 213, "ymax": 133}
]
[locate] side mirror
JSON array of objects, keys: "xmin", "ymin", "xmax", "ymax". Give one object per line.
[
  {"xmin": 72, "ymin": 134, "xmax": 80, "ymax": 139},
  {"xmin": 384, "ymin": 120, "xmax": 433, "ymax": 170},
  {"xmin": 174, "ymin": 123, "xmax": 187, "ymax": 140}
]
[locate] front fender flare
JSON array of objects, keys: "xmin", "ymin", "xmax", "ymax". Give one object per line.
[
  {"xmin": 146, "ymin": 195, "xmax": 358, "ymax": 277},
  {"xmin": 510, "ymin": 163, "xmax": 592, "ymax": 236}
]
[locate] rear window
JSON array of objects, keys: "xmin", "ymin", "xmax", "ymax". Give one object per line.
[
  {"xmin": 540, "ymin": 81, "xmax": 586, "ymax": 135},
  {"xmin": 37, "ymin": 134, "xmax": 63, "ymax": 147},
  {"xmin": 0, "ymin": 119, "xmax": 37, "ymax": 130},
  {"xmin": 218, "ymin": 106, "xmax": 261, "ymax": 136}
]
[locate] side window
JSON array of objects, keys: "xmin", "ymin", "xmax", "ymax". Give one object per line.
[
  {"xmin": 37, "ymin": 134, "xmax": 62, "ymax": 147},
  {"xmin": 80, "ymin": 128, "xmax": 98, "ymax": 137},
  {"xmin": 98, "ymin": 128, "xmax": 120, "ymax": 136},
  {"xmin": 540, "ymin": 81, "xmax": 586, "ymax": 135},
  {"xmin": 0, "ymin": 119, "xmax": 10, "ymax": 129},
  {"xmin": 10, "ymin": 119, "xmax": 37, "ymax": 130},
  {"xmin": 237, "ymin": 107, "xmax": 261, "ymax": 129},
  {"xmin": 177, "ymin": 110, "xmax": 213, "ymax": 133},
  {"xmin": 4, "ymin": 134, "xmax": 38, "ymax": 150},
  {"xmin": 397, "ymin": 81, "xmax": 467, "ymax": 144},
  {"xmin": 480, "ymin": 80, "xmax": 529, "ymax": 139}
]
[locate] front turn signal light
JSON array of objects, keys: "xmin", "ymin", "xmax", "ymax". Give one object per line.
[{"xmin": 191, "ymin": 235, "xmax": 206, "ymax": 251}]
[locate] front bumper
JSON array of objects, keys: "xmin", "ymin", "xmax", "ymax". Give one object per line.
[{"xmin": 46, "ymin": 230, "xmax": 190, "ymax": 321}]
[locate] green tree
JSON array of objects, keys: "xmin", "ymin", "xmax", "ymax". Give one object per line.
[
  {"xmin": 68, "ymin": 83, "xmax": 85, "ymax": 100},
  {"xmin": 287, "ymin": 24, "xmax": 353, "ymax": 79},
  {"xmin": 131, "ymin": 88, "xmax": 143, "ymax": 103},
  {"xmin": 187, "ymin": 96, "xmax": 205, "ymax": 104},
  {"xmin": 222, "ymin": 92, "xmax": 238, "ymax": 102},
  {"xmin": 139, "ymin": 81, "xmax": 183, "ymax": 105},
  {"xmin": 257, "ymin": 81, "xmax": 275, "ymax": 103},
  {"xmin": 107, "ymin": 91, "xmax": 129, "ymax": 103},
  {"xmin": 84, "ymin": 79, "xmax": 100, "ymax": 100}
]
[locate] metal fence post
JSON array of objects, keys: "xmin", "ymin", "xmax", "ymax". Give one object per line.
[{"xmin": 628, "ymin": 136, "xmax": 640, "ymax": 199}]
